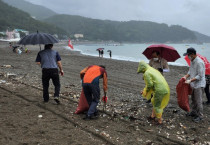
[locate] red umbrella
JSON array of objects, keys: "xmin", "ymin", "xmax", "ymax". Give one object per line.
[
  {"xmin": 96, "ymin": 48, "xmax": 104, "ymax": 51},
  {"xmin": 184, "ymin": 54, "xmax": 210, "ymax": 75},
  {"xmin": 142, "ymin": 44, "xmax": 181, "ymax": 62}
]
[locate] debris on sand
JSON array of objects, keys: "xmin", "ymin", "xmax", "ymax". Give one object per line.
[
  {"xmin": 100, "ymin": 131, "xmax": 110, "ymax": 138},
  {"xmin": 0, "ymin": 73, "xmax": 4, "ymax": 77},
  {"xmin": 0, "ymin": 80, "xmax": 6, "ymax": 84},
  {"xmin": 146, "ymin": 129, "xmax": 153, "ymax": 132},
  {"xmin": 38, "ymin": 115, "xmax": 43, "ymax": 118},
  {"xmin": 1, "ymin": 65, "xmax": 13, "ymax": 68},
  {"xmin": 5, "ymin": 73, "xmax": 16, "ymax": 79}
]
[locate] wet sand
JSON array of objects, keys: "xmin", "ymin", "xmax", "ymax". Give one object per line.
[{"xmin": 0, "ymin": 42, "xmax": 210, "ymax": 144}]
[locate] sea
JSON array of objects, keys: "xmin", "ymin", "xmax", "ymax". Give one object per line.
[{"xmin": 65, "ymin": 43, "xmax": 210, "ymax": 66}]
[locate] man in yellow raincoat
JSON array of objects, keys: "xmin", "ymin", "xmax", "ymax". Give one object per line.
[{"xmin": 137, "ymin": 61, "xmax": 170, "ymax": 124}]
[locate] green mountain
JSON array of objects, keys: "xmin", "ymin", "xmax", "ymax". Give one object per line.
[
  {"xmin": 194, "ymin": 31, "xmax": 210, "ymax": 43},
  {"xmin": 2, "ymin": 0, "xmax": 57, "ymax": 20},
  {"xmin": 0, "ymin": 0, "xmax": 67, "ymax": 38},
  {"xmin": 43, "ymin": 14, "xmax": 198, "ymax": 43},
  {"xmin": 2, "ymin": 0, "xmax": 210, "ymax": 42}
]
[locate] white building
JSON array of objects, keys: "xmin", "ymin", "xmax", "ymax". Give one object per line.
[
  {"xmin": 74, "ymin": 34, "xmax": 84, "ymax": 39},
  {"xmin": 5, "ymin": 29, "xmax": 29, "ymax": 40}
]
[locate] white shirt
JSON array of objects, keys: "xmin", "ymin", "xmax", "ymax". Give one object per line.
[{"xmin": 187, "ymin": 56, "xmax": 206, "ymax": 88}]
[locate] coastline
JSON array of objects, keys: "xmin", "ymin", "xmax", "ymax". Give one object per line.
[
  {"xmin": 64, "ymin": 45, "xmax": 188, "ymax": 66},
  {"xmin": 0, "ymin": 42, "xmax": 209, "ymax": 144}
]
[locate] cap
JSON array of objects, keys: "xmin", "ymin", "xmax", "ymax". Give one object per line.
[{"xmin": 183, "ymin": 47, "xmax": 196, "ymax": 56}]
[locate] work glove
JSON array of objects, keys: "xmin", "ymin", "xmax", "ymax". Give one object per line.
[{"xmin": 185, "ymin": 80, "xmax": 191, "ymax": 84}]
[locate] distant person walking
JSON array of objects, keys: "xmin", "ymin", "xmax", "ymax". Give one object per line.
[
  {"xmin": 183, "ymin": 48, "xmax": 206, "ymax": 123},
  {"xmin": 80, "ymin": 65, "xmax": 108, "ymax": 120},
  {"xmin": 109, "ymin": 50, "xmax": 112, "ymax": 58},
  {"xmin": 101, "ymin": 50, "xmax": 104, "ymax": 58},
  {"xmin": 98, "ymin": 50, "xmax": 101, "ymax": 57},
  {"xmin": 35, "ymin": 44, "xmax": 64, "ymax": 104}
]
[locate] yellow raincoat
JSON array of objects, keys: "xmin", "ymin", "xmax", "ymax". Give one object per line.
[{"xmin": 137, "ymin": 61, "xmax": 170, "ymax": 118}]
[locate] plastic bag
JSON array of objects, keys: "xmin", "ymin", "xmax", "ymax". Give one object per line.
[
  {"xmin": 74, "ymin": 89, "xmax": 89, "ymax": 114},
  {"xmin": 176, "ymin": 78, "xmax": 192, "ymax": 112}
]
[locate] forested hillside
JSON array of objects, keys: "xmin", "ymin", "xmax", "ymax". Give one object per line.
[{"xmin": 0, "ymin": 0, "xmax": 67, "ymax": 38}]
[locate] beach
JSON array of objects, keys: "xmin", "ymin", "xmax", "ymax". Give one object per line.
[{"xmin": 0, "ymin": 41, "xmax": 210, "ymax": 144}]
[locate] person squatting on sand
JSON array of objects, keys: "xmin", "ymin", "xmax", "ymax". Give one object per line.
[
  {"xmin": 80, "ymin": 65, "xmax": 108, "ymax": 120},
  {"xmin": 137, "ymin": 61, "xmax": 170, "ymax": 124},
  {"xmin": 35, "ymin": 44, "xmax": 64, "ymax": 104},
  {"xmin": 183, "ymin": 48, "xmax": 206, "ymax": 123}
]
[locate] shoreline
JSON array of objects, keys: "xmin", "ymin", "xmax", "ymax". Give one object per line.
[
  {"xmin": 0, "ymin": 41, "xmax": 210, "ymax": 144},
  {"xmin": 64, "ymin": 45, "xmax": 188, "ymax": 67},
  {"xmin": 68, "ymin": 40, "xmax": 209, "ymax": 45}
]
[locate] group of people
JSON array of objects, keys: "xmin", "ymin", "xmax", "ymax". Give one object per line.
[
  {"xmin": 98, "ymin": 49, "xmax": 104, "ymax": 58},
  {"xmin": 35, "ymin": 44, "xmax": 209, "ymax": 124},
  {"xmin": 98, "ymin": 49, "xmax": 112, "ymax": 58},
  {"xmin": 145, "ymin": 48, "xmax": 209, "ymax": 123},
  {"xmin": 10, "ymin": 44, "xmax": 29, "ymax": 54}
]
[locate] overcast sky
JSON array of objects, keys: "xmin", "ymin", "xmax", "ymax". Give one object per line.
[{"xmin": 25, "ymin": 0, "xmax": 210, "ymax": 36}]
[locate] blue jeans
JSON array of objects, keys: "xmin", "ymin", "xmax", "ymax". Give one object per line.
[{"xmin": 82, "ymin": 83, "xmax": 100, "ymax": 116}]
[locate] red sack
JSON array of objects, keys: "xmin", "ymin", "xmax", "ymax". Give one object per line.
[
  {"xmin": 176, "ymin": 78, "xmax": 192, "ymax": 112},
  {"xmin": 74, "ymin": 89, "xmax": 89, "ymax": 114}
]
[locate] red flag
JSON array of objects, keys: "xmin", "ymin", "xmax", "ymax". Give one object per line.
[{"xmin": 68, "ymin": 39, "xmax": 74, "ymax": 49}]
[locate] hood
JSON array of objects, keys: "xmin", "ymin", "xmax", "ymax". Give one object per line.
[{"xmin": 137, "ymin": 61, "xmax": 150, "ymax": 73}]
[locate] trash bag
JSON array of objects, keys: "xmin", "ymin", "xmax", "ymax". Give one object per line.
[
  {"xmin": 176, "ymin": 77, "xmax": 192, "ymax": 112},
  {"xmin": 137, "ymin": 61, "xmax": 170, "ymax": 118},
  {"xmin": 74, "ymin": 89, "xmax": 89, "ymax": 114}
]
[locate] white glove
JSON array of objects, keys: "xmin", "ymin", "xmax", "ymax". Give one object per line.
[
  {"xmin": 185, "ymin": 80, "xmax": 191, "ymax": 84},
  {"xmin": 163, "ymin": 69, "xmax": 170, "ymax": 72}
]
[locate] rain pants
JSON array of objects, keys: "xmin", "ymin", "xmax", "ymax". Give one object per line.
[{"xmin": 137, "ymin": 61, "xmax": 170, "ymax": 118}]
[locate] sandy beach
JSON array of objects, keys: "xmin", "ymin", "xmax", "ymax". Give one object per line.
[{"xmin": 0, "ymin": 41, "xmax": 210, "ymax": 144}]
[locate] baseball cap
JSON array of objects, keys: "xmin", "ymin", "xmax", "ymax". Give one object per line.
[{"xmin": 183, "ymin": 47, "xmax": 196, "ymax": 56}]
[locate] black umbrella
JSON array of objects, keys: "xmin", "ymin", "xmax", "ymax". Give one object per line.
[
  {"xmin": 18, "ymin": 31, "xmax": 59, "ymax": 50},
  {"xmin": 107, "ymin": 50, "xmax": 111, "ymax": 52}
]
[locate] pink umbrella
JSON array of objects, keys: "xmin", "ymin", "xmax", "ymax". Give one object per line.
[
  {"xmin": 142, "ymin": 44, "xmax": 181, "ymax": 62},
  {"xmin": 184, "ymin": 54, "xmax": 210, "ymax": 75},
  {"xmin": 96, "ymin": 48, "xmax": 104, "ymax": 51}
]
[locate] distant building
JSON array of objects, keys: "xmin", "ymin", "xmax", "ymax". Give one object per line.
[
  {"xmin": 74, "ymin": 34, "xmax": 84, "ymax": 39},
  {"xmin": 6, "ymin": 30, "xmax": 16, "ymax": 39},
  {"xmin": 5, "ymin": 29, "xmax": 29, "ymax": 39}
]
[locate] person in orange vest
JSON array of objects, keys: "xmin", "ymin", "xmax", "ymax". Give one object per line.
[{"xmin": 80, "ymin": 65, "xmax": 108, "ymax": 120}]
